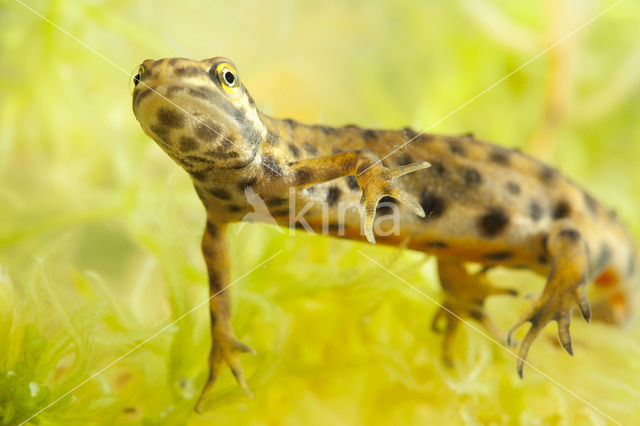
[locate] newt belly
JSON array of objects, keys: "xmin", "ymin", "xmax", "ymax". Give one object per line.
[{"xmin": 131, "ymin": 56, "xmax": 638, "ymax": 411}]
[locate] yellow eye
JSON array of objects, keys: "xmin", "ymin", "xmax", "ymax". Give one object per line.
[
  {"xmin": 133, "ymin": 66, "xmax": 145, "ymax": 86},
  {"xmin": 216, "ymin": 64, "xmax": 239, "ymax": 89}
]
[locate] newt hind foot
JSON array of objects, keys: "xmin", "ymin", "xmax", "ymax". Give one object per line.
[
  {"xmin": 434, "ymin": 259, "xmax": 517, "ymax": 367},
  {"xmin": 195, "ymin": 331, "xmax": 256, "ymax": 413},
  {"xmin": 507, "ymin": 225, "xmax": 592, "ymax": 377}
]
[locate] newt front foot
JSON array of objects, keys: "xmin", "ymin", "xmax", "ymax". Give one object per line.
[
  {"xmin": 357, "ymin": 161, "xmax": 430, "ymax": 243},
  {"xmin": 195, "ymin": 331, "xmax": 256, "ymax": 413}
]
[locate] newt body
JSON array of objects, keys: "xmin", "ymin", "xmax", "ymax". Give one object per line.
[{"xmin": 131, "ymin": 57, "xmax": 637, "ymax": 411}]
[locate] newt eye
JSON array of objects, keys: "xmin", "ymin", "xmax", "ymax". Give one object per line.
[
  {"xmin": 133, "ymin": 66, "xmax": 144, "ymax": 86},
  {"xmin": 216, "ymin": 64, "xmax": 239, "ymax": 89},
  {"xmin": 223, "ymin": 69, "xmax": 235, "ymax": 85}
]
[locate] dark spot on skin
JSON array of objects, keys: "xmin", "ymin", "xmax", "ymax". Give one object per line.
[
  {"xmin": 326, "ymin": 186, "xmax": 342, "ymax": 206},
  {"xmin": 217, "ymin": 136, "xmax": 234, "ymax": 152},
  {"xmin": 134, "ymin": 88, "xmax": 152, "ymax": 107},
  {"xmin": 327, "ymin": 223, "xmax": 342, "ymax": 231},
  {"xmin": 346, "ymin": 175, "xmax": 359, "ymax": 190},
  {"xmin": 227, "ymin": 205, "xmax": 243, "ymax": 213},
  {"xmin": 222, "ymin": 151, "xmax": 266, "ymax": 171},
  {"xmin": 262, "ymin": 154, "xmax": 282, "ymax": 177},
  {"xmin": 191, "ymin": 171, "xmax": 208, "ymax": 181},
  {"xmin": 478, "ymin": 207, "xmax": 510, "ymax": 237},
  {"xmin": 362, "ymin": 129, "xmax": 378, "ymax": 140},
  {"xmin": 396, "ymin": 153, "xmax": 413, "ymax": 166},
  {"xmin": 185, "ymin": 155, "xmax": 216, "ymax": 164},
  {"xmin": 195, "ymin": 122, "xmax": 220, "ymax": 143},
  {"xmin": 483, "ymin": 251, "xmax": 514, "ymax": 260},
  {"xmin": 489, "ymin": 148, "xmax": 510, "ymax": 165},
  {"xmin": 529, "ymin": 199, "xmax": 543, "ymax": 221},
  {"xmin": 194, "ymin": 185, "xmax": 207, "ymax": 201},
  {"xmin": 236, "ymin": 177, "xmax": 257, "ymax": 191},
  {"xmin": 207, "ymin": 269, "xmax": 224, "ymax": 296},
  {"xmin": 208, "ymin": 187, "xmax": 232, "ymax": 201},
  {"xmin": 157, "ymin": 107, "xmax": 184, "ymax": 128},
  {"xmin": 541, "ymin": 233, "xmax": 549, "ymax": 249},
  {"xmin": 420, "ymin": 193, "xmax": 446, "ymax": 219},
  {"xmin": 288, "ymin": 144, "xmax": 300, "ymax": 158},
  {"xmin": 416, "ymin": 134, "xmax": 436, "ymax": 143},
  {"xmin": 283, "ymin": 118, "xmax": 296, "ymax": 127},
  {"xmin": 462, "ymin": 168, "xmax": 482, "ymax": 186},
  {"xmin": 150, "ymin": 124, "xmax": 170, "ymax": 142},
  {"xmin": 271, "ymin": 208, "xmax": 290, "ymax": 216},
  {"xmin": 357, "ymin": 163, "xmax": 370, "ymax": 175},
  {"xmin": 295, "ymin": 167, "xmax": 313, "ymax": 185},
  {"xmin": 376, "ymin": 196, "xmax": 397, "ymax": 215},
  {"xmin": 174, "ymin": 66, "xmax": 205, "ymax": 77},
  {"xmin": 539, "ymin": 165, "xmax": 557, "ymax": 183},
  {"xmin": 182, "ymin": 160, "xmax": 197, "ymax": 170},
  {"xmin": 302, "ymin": 142, "xmax": 317, "ymax": 155},
  {"xmin": 447, "ymin": 140, "xmax": 466, "ymax": 156},
  {"xmin": 506, "ymin": 181, "xmax": 520, "ymax": 195},
  {"xmin": 187, "ymin": 87, "xmax": 216, "ymax": 102},
  {"xmin": 552, "ymin": 200, "xmax": 571, "ymax": 219},
  {"xmin": 332, "ymin": 147, "xmax": 344, "ymax": 154},
  {"xmin": 425, "ymin": 240, "xmax": 449, "ymax": 248},
  {"xmin": 206, "ymin": 222, "xmax": 218, "ymax": 237},
  {"xmin": 168, "ymin": 58, "xmax": 181, "ymax": 66},
  {"xmin": 583, "ymin": 192, "xmax": 598, "ymax": 216},
  {"xmin": 315, "ymin": 125, "xmax": 334, "ymax": 135},
  {"xmin": 538, "ymin": 235, "xmax": 550, "ymax": 262},
  {"xmin": 165, "ymin": 86, "xmax": 182, "ymax": 97},
  {"xmin": 306, "ymin": 186, "xmax": 316, "ymax": 194},
  {"xmin": 558, "ymin": 228, "xmax": 581, "ymax": 242},
  {"xmin": 469, "ymin": 311, "xmax": 484, "ymax": 322},
  {"xmin": 403, "ymin": 127, "xmax": 419, "ymax": 140},
  {"xmin": 429, "ymin": 161, "xmax": 446, "ymax": 176},
  {"xmin": 266, "ymin": 131, "xmax": 279, "ymax": 146},
  {"xmin": 266, "ymin": 197, "xmax": 288, "ymax": 207},
  {"xmin": 206, "ymin": 149, "xmax": 239, "ymax": 159},
  {"xmin": 178, "ymin": 136, "xmax": 199, "ymax": 152}
]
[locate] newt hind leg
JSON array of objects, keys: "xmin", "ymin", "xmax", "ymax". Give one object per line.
[
  {"xmin": 433, "ymin": 258, "xmax": 517, "ymax": 367},
  {"xmin": 507, "ymin": 224, "xmax": 591, "ymax": 377}
]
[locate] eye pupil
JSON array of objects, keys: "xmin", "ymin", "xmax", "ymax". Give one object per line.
[
  {"xmin": 224, "ymin": 70, "xmax": 235, "ymax": 85},
  {"xmin": 133, "ymin": 73, "xmax": 140, "ymax": 86}
]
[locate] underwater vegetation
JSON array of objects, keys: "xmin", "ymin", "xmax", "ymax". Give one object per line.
[{"xmin": 1, "ymin": 0, "xmax": 639, "ymax": 424}]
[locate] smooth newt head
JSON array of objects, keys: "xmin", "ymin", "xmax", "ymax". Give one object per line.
[{"xmin": 131, "ymin": 57, "xmax": 265, "ymax": 173}]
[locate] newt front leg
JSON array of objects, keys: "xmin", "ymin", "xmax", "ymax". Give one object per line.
[
  {"xmin": 285, "ymin": 150, "xmax": 430, "ymax": 242},
  {"xmin": 195, "ymin": 221, "xmax": 255, "ymax": 413}
]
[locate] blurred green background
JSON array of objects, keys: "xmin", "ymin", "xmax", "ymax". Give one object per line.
[{"xmin": 1, "ymin": 0, "xmax": 639, "ymax": 424}]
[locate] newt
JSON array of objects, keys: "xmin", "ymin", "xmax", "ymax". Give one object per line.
[{"xmin": 131, "ymin": 57, "xmax": 637, "ymax": 411}]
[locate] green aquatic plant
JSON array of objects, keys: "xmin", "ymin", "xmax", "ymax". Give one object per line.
[{"xmin": 1, "ymin": 0, "xmax": 639, "ymax": 424}]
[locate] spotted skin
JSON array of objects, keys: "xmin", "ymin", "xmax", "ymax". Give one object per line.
[{"xmin": 132, "ymin": 57, "xmax": 638, "ymax": 410}]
